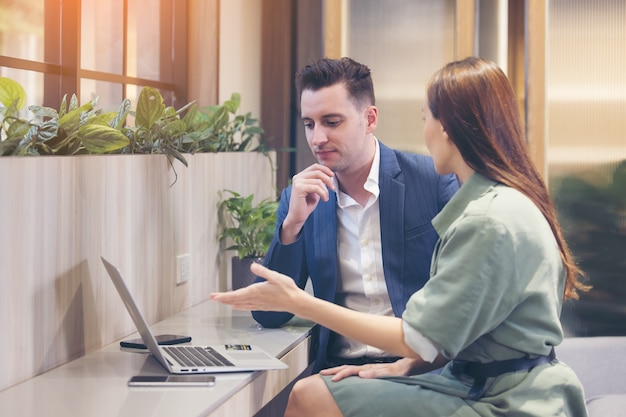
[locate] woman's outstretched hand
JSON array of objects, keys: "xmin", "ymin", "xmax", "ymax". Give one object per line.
[
  {"xmin": 212, "ymin": 263, "xmax": 424, "ymax": 363},
  {"xmin": 210, "ymin": 262, "xmax": 307, "ymax": 313}
]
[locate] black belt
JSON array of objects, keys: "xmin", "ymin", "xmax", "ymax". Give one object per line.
[
  {"xmin": 324, "ymin": 356, "xmax": 402, "ymax": 368},
  {"xmin": 451, "ymin": 348, "xmax": 556, "ymax": 400}
]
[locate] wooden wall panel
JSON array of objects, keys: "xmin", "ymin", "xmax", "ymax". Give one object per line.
[
  {"xmin": 324, "ymin": 0, "xmax": 344, "ymax": 58},
  {"xmin": 526, "ymin": 0, "xmax": 547, "ymax": 178},
  {"xmin": 455, "ymin": 0, "xmax": 476, "ymax": 59},
  {"xmin": 261, "ymin": 0, "xmax": 295, "ymax": 191},
  {"xmin": 0, "ymin": 153, "xmax": 274, "ymax": 391}
]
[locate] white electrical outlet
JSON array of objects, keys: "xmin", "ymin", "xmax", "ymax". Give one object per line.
[{"xmin": 176, "ymin": 254, "xmax": 191, "ymax": 285}]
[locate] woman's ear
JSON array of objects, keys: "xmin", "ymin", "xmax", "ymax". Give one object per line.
[{"xmin": 441, "ymin": 124, "xmax": 449, "ymax": 139}]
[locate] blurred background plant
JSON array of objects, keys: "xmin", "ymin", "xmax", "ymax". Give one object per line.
[{"xmin": 555, "ymin": 160, "xmax": 626, "ymax": 336}]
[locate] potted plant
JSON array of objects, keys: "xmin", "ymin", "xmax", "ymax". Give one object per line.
[{"xmin": 217, "ymin": 189, "xmax": 278, "ymax": 289}]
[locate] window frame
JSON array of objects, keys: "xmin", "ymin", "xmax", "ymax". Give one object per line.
[{"xmin": 0, "ymin": 0, "xmax": 188, "ymax": 110}]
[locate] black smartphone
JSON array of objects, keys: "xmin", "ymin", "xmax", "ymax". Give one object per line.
[
  {"xmin": 120, "ymin": 334, "xmax": 192, "ymax": 349},
  {"xmin": 127, "ymin": 375, "xmax": 215, "ymax": 387}
]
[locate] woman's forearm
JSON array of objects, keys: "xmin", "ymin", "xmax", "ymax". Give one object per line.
[
  {"xmin": 294, "ymin": 292, "xmax": 421, "ymax": 359},
  {"xmin": 211, "ymin": 262, "xmax": 426, "ymax": 360}
]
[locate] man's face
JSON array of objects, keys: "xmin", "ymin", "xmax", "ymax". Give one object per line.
[{"xmin": 300, "ymin": 83, "xmax": 376, "ymax": 174}]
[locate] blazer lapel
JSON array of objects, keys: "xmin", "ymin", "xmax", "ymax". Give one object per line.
[
  {"xmin": 312, "ymin": 192, "xmax": 339, "ymax": 299},
  {"xmin": 379, "ymin": 145, "xmax": 405, "ymax": 315}
]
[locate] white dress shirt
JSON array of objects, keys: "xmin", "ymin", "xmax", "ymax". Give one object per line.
[{"xmin": 329, "ymin": 139, "xmax": 396, "ymax": 359}]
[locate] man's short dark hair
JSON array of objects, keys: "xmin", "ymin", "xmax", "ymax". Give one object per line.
[{"xmin": 295, "ymin": 57, "xmax": 375, "ymax": 107}]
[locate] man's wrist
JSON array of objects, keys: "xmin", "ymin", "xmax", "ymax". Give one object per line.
[{"xmin": 280, "ymin": 218, "xmax": 304, "ymax": 244}]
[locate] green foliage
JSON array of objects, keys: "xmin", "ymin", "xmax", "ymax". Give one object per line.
[
  {"xmin": 0, "ymin": 77, "xmax": 129, "ymax": 156},
  {"xmin": 180, "ymin": 93, "xmax": 268, "ymax": 154},
  {"xmin": 555, "ymin": 160, "xmax": 626, "ymax": 336},
  {"xmin": 217, "ymin": 190, "xmax": 278, "ymax": 259},
  {"xmin": 0, "ymin": 77, "xmax": 268, "ymax": 163}
]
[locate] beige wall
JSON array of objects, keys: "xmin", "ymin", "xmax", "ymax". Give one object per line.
[
  {"xmin": 187, "ymin": 0, "xmax": 262, "ymax": 115},
  {"xmin": 219, "ymin": 0, "xmax": 262, "ymax": 119}
]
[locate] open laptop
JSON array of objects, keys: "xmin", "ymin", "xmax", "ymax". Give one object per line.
[{"xmin": 101, "ymin": 256, "xmax": 288, "ymax": 374}]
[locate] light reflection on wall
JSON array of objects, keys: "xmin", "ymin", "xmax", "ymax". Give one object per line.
[{"xmin": 344, "ymin": 0, "xmax": 455, "ymax": 155}]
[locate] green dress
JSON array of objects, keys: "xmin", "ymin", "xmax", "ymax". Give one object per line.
[{"xmin": 323, "ymin": 174, "xmax": 588, "ymax": 416}]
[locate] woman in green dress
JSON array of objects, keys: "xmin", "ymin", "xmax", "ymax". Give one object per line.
[{"xmin": 211, "ymin": 57, "xmax": 590, "ymax": 417}]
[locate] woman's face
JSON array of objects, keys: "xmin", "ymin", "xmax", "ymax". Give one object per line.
[{"xmin": 423, "ymin": 103, "xmax": 455, "ymax": 175}]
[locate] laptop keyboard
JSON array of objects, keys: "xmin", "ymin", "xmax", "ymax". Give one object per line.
[{"xmin": 163, "ymin": 346, "xmax": 235, "ymax": 367}]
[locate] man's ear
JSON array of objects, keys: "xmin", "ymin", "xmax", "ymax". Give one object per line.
[{"xmin": 365, "ymin": 106, "xmax": 378, "ymax": 131}]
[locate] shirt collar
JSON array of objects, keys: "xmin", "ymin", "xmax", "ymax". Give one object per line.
[
  {"xmin": 432, "ymin": 173, "xmax": 498, "ymax": 237},
  {"xmin": 364, "ymin": 138, "xmax": 381, "ymax": 196},
  {"xmin": 333, "ymin": 138, "xmax": 381, "ymax": 207}
]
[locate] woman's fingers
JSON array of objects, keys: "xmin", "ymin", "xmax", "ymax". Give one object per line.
[{"xmin": 210, "ymin": 263, "xmax": 301, "ymax": 312}]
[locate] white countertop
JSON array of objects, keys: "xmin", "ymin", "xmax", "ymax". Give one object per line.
[{"xmin": 0, "ymin": 301, "xmax": 314, "ymax": 417}]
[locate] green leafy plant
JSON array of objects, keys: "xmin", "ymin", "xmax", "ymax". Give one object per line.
[
  {"xmin": 0, "ymin": 77, "xmax": 268, "ymax": 164},
  {"xmin": 120, "ymin": 86, "xmax": 194, "ymax": 167},
  {"xmin": 0, "ymin": 77, "xmax": 129, "ymax": 156},
  {"xmin": 180, "ymin": 92, "xmax": 268, "ymax": 154},
  {"xmin": 217, "ymin": 190, "xmax": 278, "ymax": 259}
]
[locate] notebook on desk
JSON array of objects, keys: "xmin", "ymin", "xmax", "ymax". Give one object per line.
[{"xmin": 101, "ymin": 256, "xmax": 288, "ymax": 374}]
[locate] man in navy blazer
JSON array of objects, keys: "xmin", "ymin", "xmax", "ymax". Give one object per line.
[{"xmin": 252, "ymin": 57, "xmax": 458, "ymax": 371}]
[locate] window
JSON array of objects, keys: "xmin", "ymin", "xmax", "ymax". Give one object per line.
[{"xmin": 0, "ymin": 0, "xmax": 187, "ymax": 112}]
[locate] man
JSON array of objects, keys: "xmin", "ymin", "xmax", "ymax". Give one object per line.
[{"xmin": 252, "ymin": 57, "xmax": 458, "ymax": 371}]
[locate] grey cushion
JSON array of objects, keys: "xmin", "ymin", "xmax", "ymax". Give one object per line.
[
  {"xmin": 586, "ymin": 395, "xmax": 626, "ymax": 417},
  {"xmin": 557, "ymin": 336, "xmax": 626, "ymax": 399}
]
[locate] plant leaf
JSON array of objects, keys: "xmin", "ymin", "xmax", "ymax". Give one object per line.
[
  {"xmin": 59, "ymin": 99, "xmax": 96, "ymax": 135},
  {"xmin": 5, "ymin": 118, "xmax": 30, "ymax": 139},
  {"xmin": 79, "ymin": 124, "xmax": 130, "ymax": 153},
  {"xmin": 111, "ymin": 98, "xmax": 131, "ymax": 130},
  {"xmin": 28, "ymin": 105, "xmax": 59, "ymax": 119},
  {"xmin": 37, "ymin": 119, "xmax": 59, "ymax": 141},
  {"xmin": 69, "ymin": 94, "xmax": 79, "ymax": 111},
  {"xmin": 58, "ymin": 94, "xmax": 68, "ymax": 118},
  {"xmin": 89, "ymin": 111, "xmax": 118, "ymax": 126},
  {"xmin": 175, "ymin": 100, "xmax": 196, "ymax": 116},
  {"xmin": 135, "ymin": 86, "xmax": 165, "ymax": 129},
  {"xmin": 0, "ymin": 135, "xmax": 21, "ymax": 155},
  {"xmin": 223, "ymin": 93, "xmax": 240, "ymax": 114},
  {"xmin": 0, "ymin": 77, "xmax": 27, "ymax": 110}
]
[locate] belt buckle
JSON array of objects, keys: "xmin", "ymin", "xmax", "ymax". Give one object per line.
[{"xmin": 450, "ymin": 360, "xmax": 467, "ymax": 376}]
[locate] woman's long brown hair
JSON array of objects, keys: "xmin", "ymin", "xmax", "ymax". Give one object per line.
[{"xmin": 427, "ymin": 57, "xmax": 589, "ymax": 300}]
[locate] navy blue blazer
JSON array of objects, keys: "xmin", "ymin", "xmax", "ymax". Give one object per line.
[{"xmin": 252, "ymin": 142, "xmax": 459, "ymax": 370}]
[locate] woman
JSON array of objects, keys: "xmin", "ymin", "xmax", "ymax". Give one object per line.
[{"xmin": 211, "ymin": 57, "xmax": 589, "ymax": 416}]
